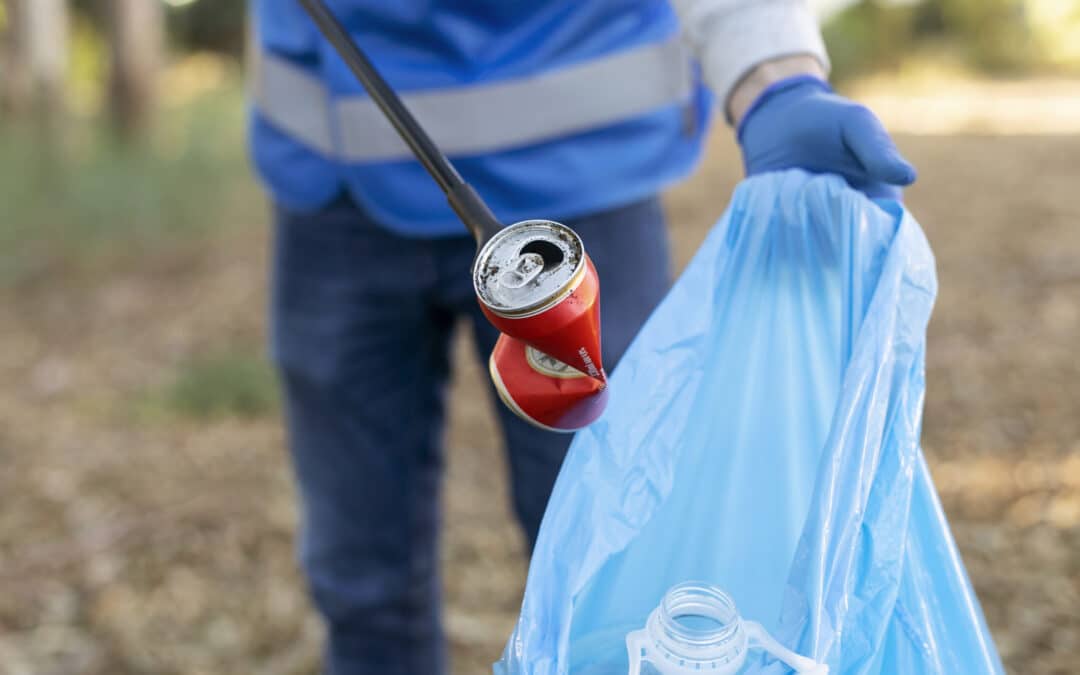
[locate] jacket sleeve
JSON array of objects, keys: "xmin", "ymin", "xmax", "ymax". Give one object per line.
[{"xmin": 669, "ymin": 0, "xmax": 830, "ymax": 105}]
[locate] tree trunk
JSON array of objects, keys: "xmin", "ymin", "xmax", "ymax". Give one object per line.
[
  {"xmin": 106, "ymin": 0, "xmax": 164, "ymax": 138},
  {"xmin": 2, "ymin": 0, "xmax": 69, "ymax": 119}
]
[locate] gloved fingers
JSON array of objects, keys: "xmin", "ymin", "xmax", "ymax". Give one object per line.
[{"xmin": 841, "ymin": 106, "xmax": 917, "ymax": 188}]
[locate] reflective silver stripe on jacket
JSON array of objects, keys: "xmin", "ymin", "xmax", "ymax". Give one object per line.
[{"xmin": 251, "ymin": 38, "xmax": 695, "ymax": 162}]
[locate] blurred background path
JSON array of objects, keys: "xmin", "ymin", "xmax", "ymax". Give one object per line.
[{"xmin": 1, "ymin": 2, "xmax": 1078, "ymax": 674}]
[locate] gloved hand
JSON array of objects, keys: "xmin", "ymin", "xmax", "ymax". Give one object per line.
[{"xmin": 737, "ymin": 75, "xmax": 916, "ymax": 200}]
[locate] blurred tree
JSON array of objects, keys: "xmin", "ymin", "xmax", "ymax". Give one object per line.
[
  {"xmin": 823, "ymin": 0, "xmax": 920, "ymax": 81},
  {"xmin": 824, "ymin": 0, "xmax": 1058, "ymax": 81},
  {"xmin": 1, "ymin": 0, "xmax": 69, "ymax": 120},
  {"xmin": 929, "ymin": 0, "xmax": 1035, "ymax": 72},
  {"xmin": 70, "ymin": 0, "xmax": 246, "ymax": 57},
  {"xmin": 105, "ymin": 0, "xmax": 163, "ymax": 138},
  {"xmin": 168, "ymin": 0, "xmax": 246, "ymax": 57}
]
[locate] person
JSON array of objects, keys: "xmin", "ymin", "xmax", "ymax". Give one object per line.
[{"xmin": 248, "ymin": 1, "xmax": 916, "ymax": 672}]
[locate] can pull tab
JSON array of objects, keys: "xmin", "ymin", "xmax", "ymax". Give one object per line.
[{"xmin": 499, "ymin": 252, "xmax": 545, "ymax": 289}]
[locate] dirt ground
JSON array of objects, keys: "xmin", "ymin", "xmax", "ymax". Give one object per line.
[{"xmin": 1, "ymin": 131, "xmax": 1078, "ymax": 675}]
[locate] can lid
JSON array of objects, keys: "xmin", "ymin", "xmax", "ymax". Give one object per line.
[{"xmin": 473, "ymin": 220, "xmax": 584, "ymax": 316}]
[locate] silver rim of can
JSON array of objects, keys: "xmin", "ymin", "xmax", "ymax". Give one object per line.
[{"xmin": 473, "ymin": 220, "xmax": 586, "ymax": 319}]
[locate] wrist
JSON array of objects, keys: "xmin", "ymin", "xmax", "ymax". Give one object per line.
[{"xmin": 726, "ymin": 54, "xmax": 827, "ymax": 127}]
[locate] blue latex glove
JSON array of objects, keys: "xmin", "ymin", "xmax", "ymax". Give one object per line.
[{"xmin": 738, "ymin": 75, "xmax": 916, "ymax": 200}]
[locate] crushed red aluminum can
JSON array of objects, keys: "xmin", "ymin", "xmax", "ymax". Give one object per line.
[{"xmin": 489, "ymin": 333, "xmax": 608, "ymax": 432}]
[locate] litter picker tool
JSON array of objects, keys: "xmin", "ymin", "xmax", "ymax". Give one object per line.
[{"xmin": 297, "ymin": 0, "xmax": 609, "ymax": 430}]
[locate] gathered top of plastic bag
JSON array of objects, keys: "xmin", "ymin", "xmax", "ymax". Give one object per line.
[{"xmin": 496, "ymin": 171, "xmax": 1003, "ymax": 674}]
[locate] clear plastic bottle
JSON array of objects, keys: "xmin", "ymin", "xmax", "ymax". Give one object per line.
[{"xmin": 626, "ymin": 582, "xmax": 828, "ymax": 675}]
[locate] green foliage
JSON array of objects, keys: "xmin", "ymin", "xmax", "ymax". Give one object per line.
[
  {"xmin": 929, "ymin": 0, "xmax": 1037, "ymax": 72},
  {"xmin": 824, "ymin": 0, "xmax": 1050, "ymax": 82},
  {"xmin": 824, "ymin": 1, "xmax": 921, "ymax": 82},
  {"xmin": 161, "ymin": 350, "xmax": 280, "ymax": 420},
  {"xmin": 0, "ymin": 82, "xmax": 254, "ymax": 286},
  {"xmin": 69, "ymin": 0, "xmax": 247, "ymax": 56},
  {"xmin": 167, "ymin": 1, "xmax": 248, "ymax": 57}
]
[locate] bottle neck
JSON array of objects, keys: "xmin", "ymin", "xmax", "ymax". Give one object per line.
[
  {"xmin": 648, "ymin": 582, "xmax": 748, "ymax": 664},
  {"xmin": 631, "ymin": 582, "xmax": 829, "ymax": 675}
]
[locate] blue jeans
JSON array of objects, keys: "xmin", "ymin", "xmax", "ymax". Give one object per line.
[{"xmin": 270, "ymin": 194, "xmax": 670, "ymax": 674}]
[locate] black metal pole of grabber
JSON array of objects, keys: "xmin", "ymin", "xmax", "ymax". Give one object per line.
[{"xmin": 296, "ymin": 0, "xmax": 503, "ymax": 245}]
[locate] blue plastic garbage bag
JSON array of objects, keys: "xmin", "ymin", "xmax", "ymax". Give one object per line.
[{"xmin": 496, "ymin": 171, "xmax": 1003, "ymax": 674}]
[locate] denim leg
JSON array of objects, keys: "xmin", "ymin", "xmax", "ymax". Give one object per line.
[
  {"xmin": 466, "ymin": 197, "xmax": 672, "ymax": 547},
  {"xmin": 271, "ymin": 196, "xmax": 454, "ymax": 675}
]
